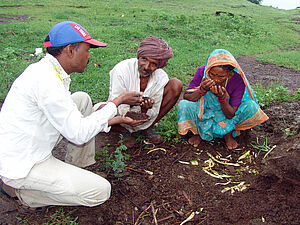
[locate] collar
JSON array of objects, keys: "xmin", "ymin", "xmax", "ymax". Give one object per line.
[
  {"xmin": 44, "ymin": 53, "xmax": 71, "ymax": 90},
  {"xmin": 44, "ymin": 53, "xmax": 70, "ymax": 81}
]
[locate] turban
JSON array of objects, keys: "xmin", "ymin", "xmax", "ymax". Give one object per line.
[{"xmin": 137, "ymin": 36, "xmax": 173, "ymax": 68}]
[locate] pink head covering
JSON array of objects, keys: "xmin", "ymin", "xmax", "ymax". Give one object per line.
[{"xmin": 137, "ymin": 36, "xmax": 173, "ymax": 68}]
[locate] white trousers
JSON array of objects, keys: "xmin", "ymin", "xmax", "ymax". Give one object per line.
[{"xmin": 3, "ymin": 92, "xmax": 111, "ymax": 207}]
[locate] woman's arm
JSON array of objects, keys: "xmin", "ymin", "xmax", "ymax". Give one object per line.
[{"xmin": 210, "ymin": 85, "xmax": 238, "ymax": 119}]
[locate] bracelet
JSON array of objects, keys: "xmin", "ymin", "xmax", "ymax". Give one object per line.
[
  {"xmin": 198, "ymin": 87, "xmax": 207, "ymax": 96},
  {"xmin": 218, "ymin": 97, "xmax": 226, "ymax": 104},
  {"xmin": 111, "ymin": 100, "xmax": 119, "ymax": 107}
]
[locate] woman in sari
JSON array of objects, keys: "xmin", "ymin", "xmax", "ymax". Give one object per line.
[{"xmin": 177, "ymin": 49, "xmax": 269, "ymax": 149}]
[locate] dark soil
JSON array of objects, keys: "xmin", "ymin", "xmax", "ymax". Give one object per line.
[
  {"xmin": 125, "ymin": 111, "xmax": 150, "ymax": 121},
  {"xmin": 0, "ymin": 55, "xmax": 299, "ymax": 225}
]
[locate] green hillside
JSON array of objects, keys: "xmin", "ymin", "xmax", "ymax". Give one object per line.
[{"xmin": 0, "ymin": 0, "xmax": 299, "ymax": 101}]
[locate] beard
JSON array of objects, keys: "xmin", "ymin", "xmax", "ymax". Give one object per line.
[{"xmin": 138, "ymin": 66, "xmax": 152, "ymax": 77}]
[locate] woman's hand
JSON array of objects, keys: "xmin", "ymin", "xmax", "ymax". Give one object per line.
[
  {"xmin": 210, "ymin": 85, "xmax": 226, "ymax": 100},
  {"xmin": 201, "ymin": 78, "xmax": 215, "ymax": 91},
  {"xmin": 184, "ymin": 86, "xmax": 201, "ymax": 101}
]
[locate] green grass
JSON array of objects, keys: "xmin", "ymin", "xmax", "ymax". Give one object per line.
[{"xmin": 0, "ymin": 0, "xmax": 299, "ymax": 136}]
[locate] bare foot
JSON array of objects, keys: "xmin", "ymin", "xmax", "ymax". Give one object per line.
[
  {"xmin": 188, "ymin": 135, "xmax": 201, "ymax": 147},
  {"xmin": 224, "ymin": 133, "xmax": 239, "ymax": 150}
]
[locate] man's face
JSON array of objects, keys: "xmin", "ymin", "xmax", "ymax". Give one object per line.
[
  {"xmin": 138, "ymin": 57, "xmax": 159, "ymax": 77},
  {"xmin": 71, "ymin": 42, "xmax": 91, "ymax": 73}
]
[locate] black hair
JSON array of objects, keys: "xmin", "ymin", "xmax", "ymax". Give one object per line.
[
  {"xmin": 44, "ymin": 35, "xmax": 81, "ymax": 57},
  {"xmin": 219, "ymin": 65, "xmax": 235, "ymax": 72}
]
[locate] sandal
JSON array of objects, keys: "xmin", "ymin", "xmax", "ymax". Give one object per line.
[
  {"xmin": 120, "ymin": 132, "xmax": 136, "ymax": 148},
  {"xmin": 0, "ymin": 181, "xmax": 43, "ymax": 214},
  {"xmin": 142, "ymin": 127, "xmax": 163, "ymax": 144}
]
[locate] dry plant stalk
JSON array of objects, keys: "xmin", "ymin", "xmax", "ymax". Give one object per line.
[
  {"xmin": 207, "ymin": 152, "xmax": 240, "ymax": 166},
  {"xmin": 134, "ymin": 204, "xmax": 152, "ymax": 225}
]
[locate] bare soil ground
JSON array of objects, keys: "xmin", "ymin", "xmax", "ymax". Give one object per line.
[{"xmin": 0, "ymin": 55, "xmax": 299, "ymax": 225}]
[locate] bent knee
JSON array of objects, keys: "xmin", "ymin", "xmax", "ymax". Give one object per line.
[
  {"xmin": 80, "ymin": 179, "xmax": 111, "ymax": 207},
  {"xmin": 168, "ymin": 78, "xmax": 183, "ymax": 95}
]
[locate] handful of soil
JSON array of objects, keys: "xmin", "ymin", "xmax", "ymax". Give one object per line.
[{"xmin": 125, "ymin": 111, "xmax": 150, "ymax": 121}]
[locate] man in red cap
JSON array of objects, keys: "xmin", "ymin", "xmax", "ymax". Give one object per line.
[
  {"xmin": 108, "ymin": 36, "xmax": 183, "ymax": 147},
  {"xmin": 0, "ymin": 21, "xmax": 145, "ymax": 212}
]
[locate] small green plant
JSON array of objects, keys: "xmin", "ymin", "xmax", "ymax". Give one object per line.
[
  {"xmin": 17, "ymin": 208, "xmax": 78, "ymax": 225},
  {"xmin": 155, "ymin": 108, "xmax": 182, "ymax": 143},
  {"xmin": 250, "ymin": 137, "xmax": 271, "ymax": 158},
  {"xmin": 97, "ymin": 135, "xmax": 129, "ymax": 178}
]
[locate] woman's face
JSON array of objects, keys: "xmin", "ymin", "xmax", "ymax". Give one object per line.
[{"xmin": 207, "ymin": 66, "xmax": 233, "ymax": 85}]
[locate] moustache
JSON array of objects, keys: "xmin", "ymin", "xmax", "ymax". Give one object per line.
[{"xmin": 138, "ymin": 66, "xmax": 152, "ymax": 76}]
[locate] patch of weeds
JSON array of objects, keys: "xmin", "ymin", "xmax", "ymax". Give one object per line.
[
  {"xmin": 44, "ymin": 208, "xmax": 78, "ymax": 225},
  {"xmin": 16, "ymin": 217, "xmax": 29, "ymax": 225},
  {"xmin": 254, "ymin": 83, "xmax": 299, "ymax": 107},
  {"xmin": 97, "ymin": 135, "xmax": 129, "ymax": 178},
  {"xmin": 280, "ymin": 118, "xmax": 297, "ymax": 136},
  {"xmin": 250, "ymin": 137, "xmax": 271, "ymax": 158},
  {"xmin": 156, "ymin": 109, "xmax": 181, "ymax": 143},
  {"xmin": 17, "ymin": 208, "xmax": 78, "ymax": 225}
]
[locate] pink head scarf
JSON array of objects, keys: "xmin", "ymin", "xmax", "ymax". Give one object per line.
[{"xmin": 137, "ymin": 36, "xmax": 173, "ymax": 68}]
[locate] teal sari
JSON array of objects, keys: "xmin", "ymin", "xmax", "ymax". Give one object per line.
[{"xmin": 177, "ymin": 49, "xmax": 268, "ymax": 141}]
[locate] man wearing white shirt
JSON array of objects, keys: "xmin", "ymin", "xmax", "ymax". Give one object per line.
[
  {"xmin": 108, "ymin": 36, "xmax": 182, "ymax": 146},
  {"xmin": 0, "ymin": 21, "xmax": 145, "ymax": 212}
]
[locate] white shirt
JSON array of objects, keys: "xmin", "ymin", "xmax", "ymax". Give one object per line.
[
  {"xmin": 108, "ymin": 58, "xmax": 169, "ymax": 132},
  {"xmin": 0, "ymin": 54, "xmax": 117, "ymax": 179}
]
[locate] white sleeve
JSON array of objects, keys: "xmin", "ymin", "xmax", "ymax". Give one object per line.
[{"xmin": 38, "ymin": 79, "xmax": 117, "ymax": 145}]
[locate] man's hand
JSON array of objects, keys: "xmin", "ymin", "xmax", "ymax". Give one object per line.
[
  {"xmin": 140, "ymin": 97, "xmax": 154, "ymax": 112},
  {"xmin": 210, "ymin": 85, "xmax": 226, "ymax": 99},
  {"xmin": 113, "ymin": 91, "xmax": 143, "ymax": 106},
  {"xmin": 121, "ymin": 114, "xmax": 150, "ymax": 127}
]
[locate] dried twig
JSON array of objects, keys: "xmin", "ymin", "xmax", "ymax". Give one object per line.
[
  {"xmin": 207, "ymin": 152, "xmax": 240, "ymax": 166},
  {"xmin": 172, "ymin": 151, "xmax": 188, "ymax": 165},
  {"xmin": 263, "ymin": 145, "xmax": 277, "ymax": 159},
  {"xmin": 147, "ymin": 148, "xmax": 167, "ymax": 154},
  {"xmin": 157, "ymin": 215, "xmax": 174, "ymax": 223},
  {"xmin": 134, "ymin": 204, "xmax": 152, "ymax": 225},
  {"xmin": 182, "ymin": 191, "xmax": 193, "ymax": 206},
  {"xmin": 125, "ymin": 167, "xmax": 148, "ymax": 174},
  {"xmin": 151, "ymin": 202, "xmax": 158, "ymax": 225}
]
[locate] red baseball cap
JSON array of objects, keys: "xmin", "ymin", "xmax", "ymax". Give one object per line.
[{"xmin": 44, "ymin": 21, "xmax": 107, "ymax": 48}]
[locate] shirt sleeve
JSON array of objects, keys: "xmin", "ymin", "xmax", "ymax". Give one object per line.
[
  {"xmin": 186, "ymin": 65, "xmax": 205, "ymax": 91},
  {"xmin": 37, "ymin": 77, "xmax": 117, "ymax": 145}
]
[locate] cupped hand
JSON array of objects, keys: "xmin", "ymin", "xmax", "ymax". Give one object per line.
[
  {"xmin": 210, "ymin": 85, "xmax": 226, "ymax": 99},
  {"xmin": 201, "ymin": 78, "xmax": 215, "ymax": 91},
  {"xmin": 122, "ymin": 115, "xmax": 150, "ymax": 127}
]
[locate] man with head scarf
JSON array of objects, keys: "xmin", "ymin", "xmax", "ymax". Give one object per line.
[{"xmin": 108, "ymin": 36, "xmax": 182, "ymax": 146}]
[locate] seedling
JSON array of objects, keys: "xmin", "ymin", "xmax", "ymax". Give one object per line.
[{"xmin": 250, "ymin": 137, "xmax": 271, "ymax": 158}]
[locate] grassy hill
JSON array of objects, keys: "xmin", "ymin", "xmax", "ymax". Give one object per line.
[{"xmin": 0, "ymin": 0, "xmax": 299, "ymax": 102}]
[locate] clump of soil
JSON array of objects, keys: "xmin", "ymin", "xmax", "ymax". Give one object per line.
[{"xmin": 125, "ymin": 111, "xmax": 150, "ymax": 121}]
